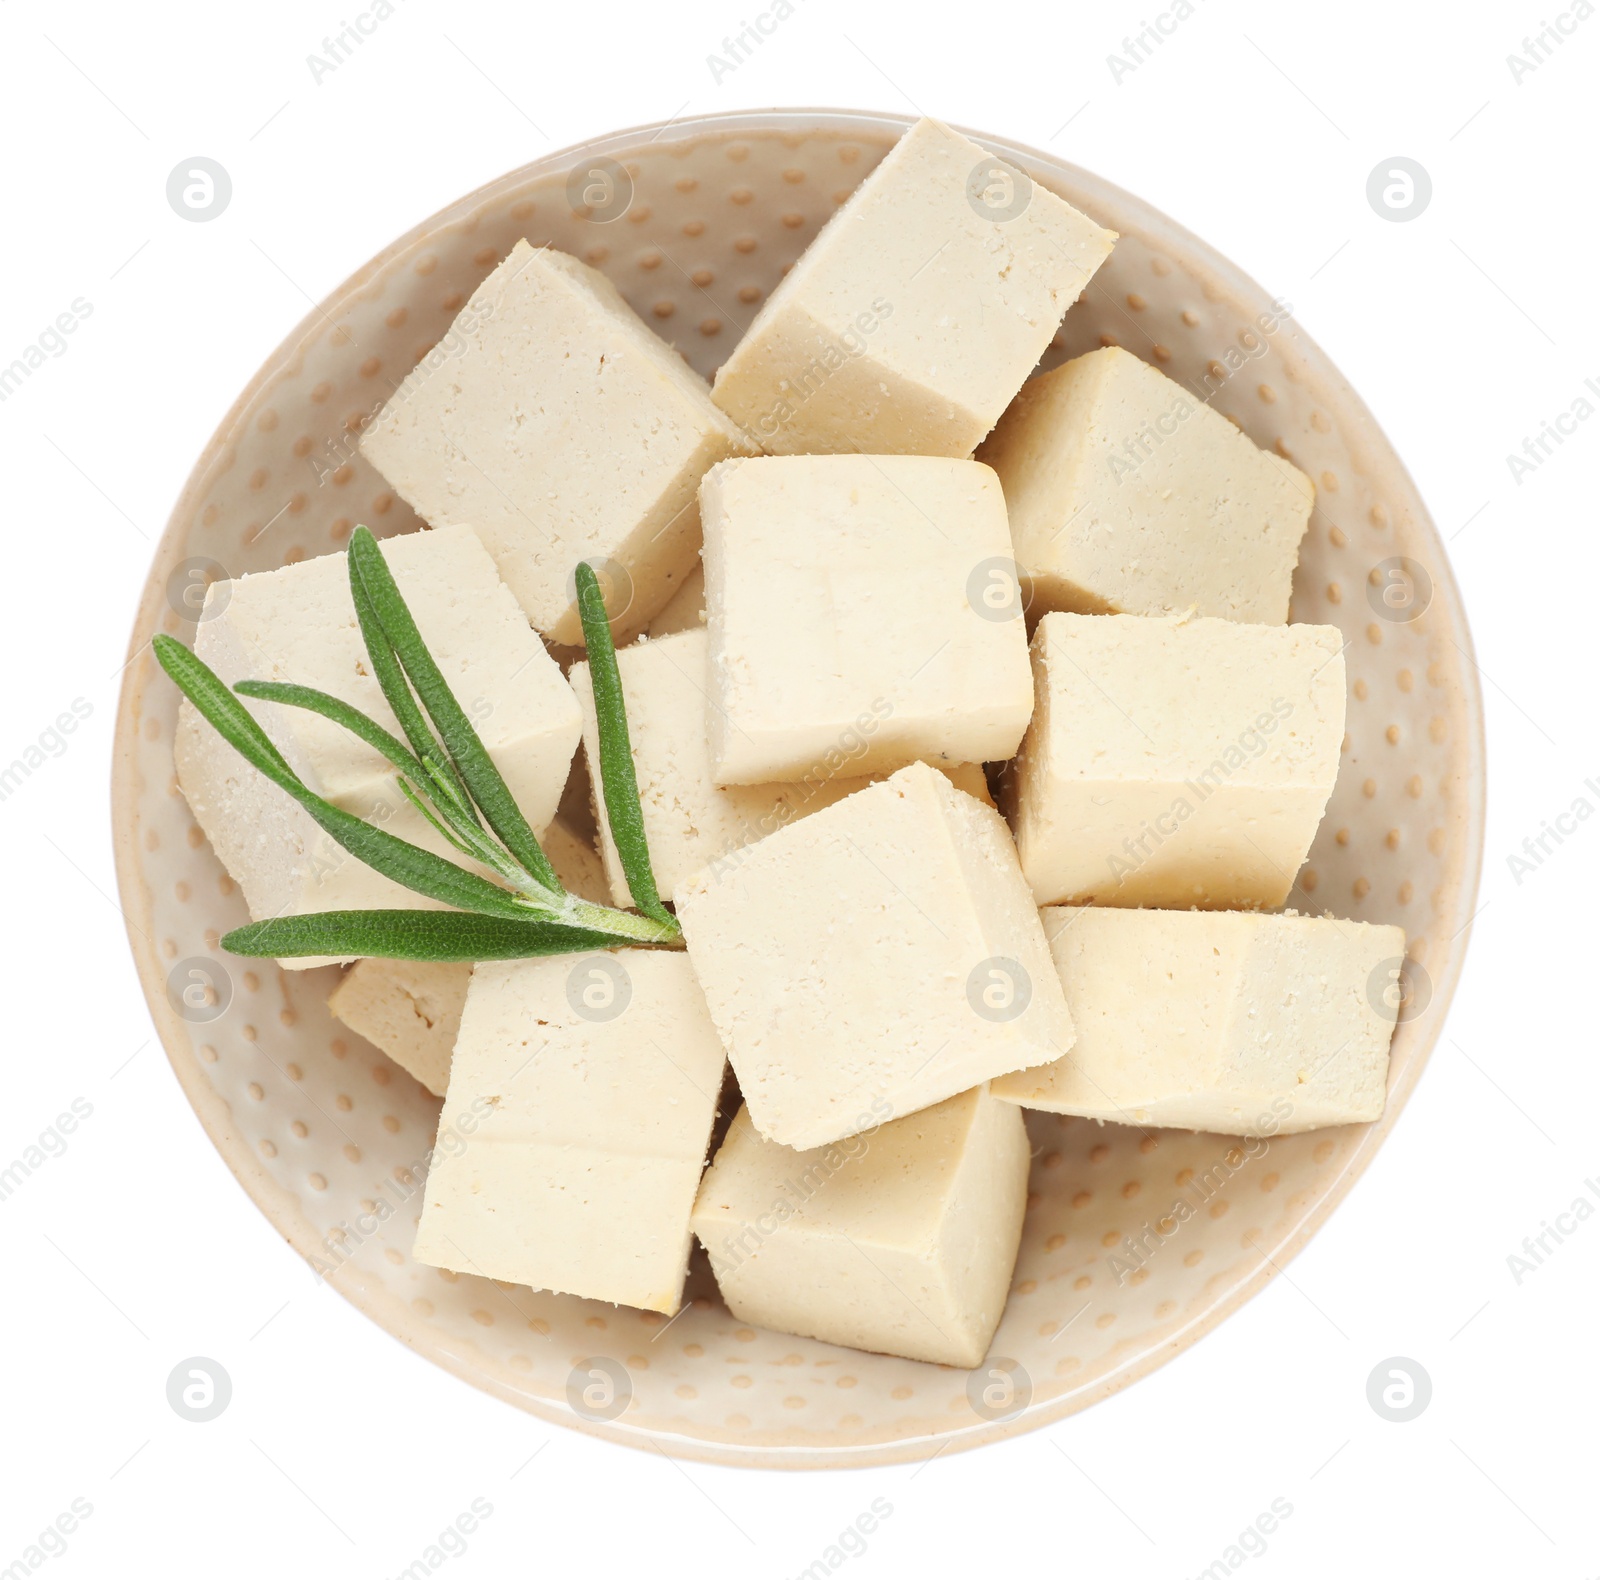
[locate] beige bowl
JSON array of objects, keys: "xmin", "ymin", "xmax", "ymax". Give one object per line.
[{"xmin": 111, "ymin": 109, "xmax": 1484, "ymax": 1468}]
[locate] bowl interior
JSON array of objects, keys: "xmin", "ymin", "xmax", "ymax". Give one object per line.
[{"xmin": 112, "ymin": 109, "xmax": 1484, "ymax": 1468}]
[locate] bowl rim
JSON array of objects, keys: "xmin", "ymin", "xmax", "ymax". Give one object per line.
[{"xmin": 111, "ymin": 105, "xmax": 1486, "ymax": 1469}]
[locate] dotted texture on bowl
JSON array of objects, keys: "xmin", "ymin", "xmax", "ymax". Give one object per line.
[{"xmin": 112, "ymin": 111, "xmax": 1484, "ymax": 1469}]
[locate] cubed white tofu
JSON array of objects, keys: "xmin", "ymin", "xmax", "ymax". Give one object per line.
[
  {"xmin": 676, "ymin": 761, "xmax": 1075, "ymax": 1150},
  {"xmin": 645, "ymin": 563, "xmax": 705, "ymax": 637},
  {"xmin": 327, "ymin": 816, "xmax": 611, "ymax": 1095},
  {"xmin": 328, "ymin": 959, "xmax": 468, "ymax": 1099},
  {"xmin": 1009, "ymin": 612, "xmax": 1345, "ymax": 909},
  {"xmin": 538, "ymin": 812, "xmax": 614, "ymax": 907},
  {"xmin": 568, "ymin": 628, "xmax": 992, "ymax": 906},
  {"xmin": 979, "ymin": 346, "xmax": 1315, "ymax": 623},
  {"xmin": 692, "ymin": 1087, "xmax": 1029, "ymax": 1367},
  {"xmin": 173, "ymin": 526, "xmax": 580, "ymax": 964},
  {"xmin": 360, "ymin": 241, "xmax": 755, "ymax": 645},
  {"xmin": 701, "ymin": 455, "xmax": 1034, "ymax": 785},
  {"xmin": 712, "ymin": 118, "xmax": 1116, "ymax": 457},
  {"xmin": 412, "ymin": 950, "xmax": 726, "ymax": 1313},
  {"xmin": 992, "ymin": 908, "xmax": 1406, "ymax": 1133}
]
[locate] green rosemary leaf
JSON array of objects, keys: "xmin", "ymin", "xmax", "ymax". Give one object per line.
[
  {"xmin": 575, "ymin": 560, "xmax": 671, "ymax": 925},
  {"xmin": 233, "ymin": 680, "xmax": 431, "ymax": 788},
  {"xmin": 348, "ymin": 527, "xmax": 563, "ymax": 893},
  {"xmin": 395, "ymin": 775, "xmax": 481, "ymax": 861},
  {"xmin": 238, "ymin": 681, "xmax": 568, "ymax": 905},
  {"xmin": 222, "ymin": 909, "xmax": 626, "ymax": 961},
  {"xmin": 155, "ymin": 635, "xmax": 541, "ymax": 923},
  {"xmin": 346, "ymin": 531, "xmax": 460, "ymax": 790},
  {"xmin": 154, "ymin": 634, "xmax": 298, "ymax": 785}
]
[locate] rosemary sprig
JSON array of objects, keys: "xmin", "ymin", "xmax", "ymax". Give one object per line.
[
  {"xmin": 154, "ymin": 635, "xmax": 536, "ymax": 922},
  {"xmin": 154, "ymin": 527, "xmax": 682, "ymax": 961},
  {"xmin": 348, "ymin": 528, "xmax": 563, "ymax": 892},
  {"xmin": 574, "ymin": 560, "xmax": 672, "ymax": 927},
  {"xmin": 223, "ymin": 910, "xmax": 627, "ymax": 962}
]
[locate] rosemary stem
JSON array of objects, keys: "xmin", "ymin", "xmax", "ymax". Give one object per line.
[{"xmin": 548, "ymin": 896, "xmax": 684, "ymax": 946}]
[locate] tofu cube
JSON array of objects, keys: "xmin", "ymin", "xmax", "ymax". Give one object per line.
[
  {"xmin": 1010, "ymin": 612, "xmax": 1345, "ymax": 909},
  {"xmin": 412, "ymin": 951, "xmax": 726, "ymax": 1313},
  {"xmin": 328, "ymin": 816, "xmax": 611, "ymax": 1095},
  {"xmin": 712, "ymin": 117, "xmax": 1116, "ymax": 457},
  {"xmin": 979, "ymin": 346, "xmax": 1315, "ymax": 623},
  {"xmin": 992, "ymin": 908, "xmax": 1406, "ymax": 1133},
  {"xmin": 701, "ymin": 455, "xmax": 1034, "ymax": 785},
  {"xmin": 537, "ymin": 811, "xmax": 616, "ymax": 908},
  {"xmin": 360, "ymin": 241, "xmax": 755, "ymax": 645},
  {"xmin": 328, "ymin": 959, "xmax": 468, "ymax": 1099},
  {"xmin": 692, "ymin": 1087, "xmax": 1029, "ymax": 1368},
  {"xmin": 569, "ymin": 628, "xmax": 992, "ymax": 906},
  {"xmin": 676, "ymin": 761, "xmax": 1075, "ymax": 1150},
  {"xmin": 173, "ymin": 526, "xmax": 580, "ymax": 962},
  {"xmin": 645, "ymin": 562, "xmax": 705, "ymax": 637}
]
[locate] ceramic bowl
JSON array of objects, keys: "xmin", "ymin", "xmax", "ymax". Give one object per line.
[{"xmin": 111, "ymin": 108, "xmax": 1484, "ymax": 1468}]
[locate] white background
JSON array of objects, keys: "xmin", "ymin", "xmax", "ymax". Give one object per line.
[{"xmin": 0, "ymin": 0, "xmax": 1593, "ymax": 1574}]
